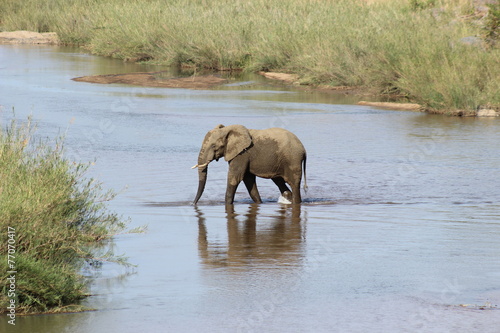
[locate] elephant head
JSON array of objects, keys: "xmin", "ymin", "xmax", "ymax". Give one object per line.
[{"xmin": 193, "ymin": 124, "xmax": 253, "ymax": 204}]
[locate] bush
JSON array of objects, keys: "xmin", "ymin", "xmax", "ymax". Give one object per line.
[{"xmin": 0, "ymin": 117, "xmax": 133, "ymax": 313}]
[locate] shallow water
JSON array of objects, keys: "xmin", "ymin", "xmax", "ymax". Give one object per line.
[{"xmin": 1, "ymin": 45, "xmax": 500, "ymax": 333}]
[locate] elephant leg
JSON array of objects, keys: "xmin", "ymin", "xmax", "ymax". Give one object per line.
[
  {"xmin": 272, "ymin": 177, "xmax": 292, "ymax": 202},
  {"xmin": 243, "ymin": 173, "xmax": 262, "ymax": 204},
  {"xmin": 225, "ymin": 178, "xmax": 240, "ymax": 204},
  {"xmin": 291, "ymin": 183, "xmax": 302, "ymax": 204},
  {"xmin": 272, "ymin": 177, "xmax": 291, "ymax": 194},
  {"xmin": 289, "ymin": 175, "xmax": 302, "ymax": 204}
]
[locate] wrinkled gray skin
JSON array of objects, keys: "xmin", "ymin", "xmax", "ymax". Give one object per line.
[{"xmin": 193, "ymin": 124, "xmax": 307, "ymax": 205}]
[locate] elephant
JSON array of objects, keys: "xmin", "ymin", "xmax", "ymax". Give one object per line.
[
  {"xmin": 192, "ymin": 124, "xmax": 307, "ymax": 205},
  {"xmin": 196, "ymin": 204, "xmax": 305, "ymax": 268}
]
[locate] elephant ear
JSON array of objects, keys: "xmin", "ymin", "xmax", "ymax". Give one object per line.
[{"xmin": 224, "ymin": 125, "xmax": 252, "ymax": 162}]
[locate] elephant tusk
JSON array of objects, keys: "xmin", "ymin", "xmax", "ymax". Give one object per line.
[{"xmin": 191, "ymin": 162, "xmax": 209, "ymax": 169}]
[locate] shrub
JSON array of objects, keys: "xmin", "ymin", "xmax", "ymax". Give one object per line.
[{"xmin": 0, "ymin": 117, "xmax": 134, "ymax": 313}]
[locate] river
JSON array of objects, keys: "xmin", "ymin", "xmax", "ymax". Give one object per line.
[{"xmin": 1, "ymin": 45, "xmax": 500, "ymax": 333}]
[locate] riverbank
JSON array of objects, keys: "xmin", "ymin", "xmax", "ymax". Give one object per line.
[
  {"xmin": 71, "ymin": 69, "xmax": 498, "ymax": 116},
  {"xmin": 0, "ymin": 118, "xmax": 137, "ymax": 314},
  {"xmin": 1, "ymin": 0, "xmax": 498, "ymax": 115}
]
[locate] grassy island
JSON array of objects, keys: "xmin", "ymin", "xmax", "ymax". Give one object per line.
[{"xmin": 0, "ymin": 0, "xmax": 499, "ymax": 114}]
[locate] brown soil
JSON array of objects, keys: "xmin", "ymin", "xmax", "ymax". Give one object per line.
[
  {"xmin": 72, "ymin": 72, "xmax": 228, "ymax": 89},
  {"xmin": 0, "ymin": 31, "xmax": 59, "ymax": 44},
  {"xmin": 258, "ymin": 71, "xmax": 299, "ymax": 83},
  {"xmin": 258, "ymin": 71, "xmax": 370, "ymax": 97},
  {"xmin": 357, "ymin": 101, "xmax": 422, "ymax": 111}
]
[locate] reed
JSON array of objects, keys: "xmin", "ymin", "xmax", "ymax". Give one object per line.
[{"xmin": 1, "ymin": 0, "xmax": 498, "ymax": 113}]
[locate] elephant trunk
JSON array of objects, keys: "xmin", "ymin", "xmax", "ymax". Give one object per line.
[
  {"xmin": 193, "ymin": 166, "xmax": 207, "ymax": 205},
  {"xmin": 193, "ymin": 149, "xmax": 211, "ymax": 205}
]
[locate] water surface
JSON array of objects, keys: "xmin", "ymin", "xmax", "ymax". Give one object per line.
[{"xmin": 1, "ymin": 45, "xmax": 500, "ymax": 333}]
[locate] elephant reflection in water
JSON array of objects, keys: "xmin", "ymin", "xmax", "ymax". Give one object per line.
[{"xmin": 196, "ymin": 204, "xmax": 306, "ymax": 269}]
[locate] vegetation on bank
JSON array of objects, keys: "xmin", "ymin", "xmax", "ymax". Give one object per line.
[
  {"xmin": 0, "ymin": 118, "xmax": 136, "ymax": 314},
  {"xmin": 0, "ymin": 0, "xmax": 499, "ymax": 114}
]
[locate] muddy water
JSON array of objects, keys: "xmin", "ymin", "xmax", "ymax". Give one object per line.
[{"xmin": 1, "ymin": 45, "xmax": 500, "ymax": 333}]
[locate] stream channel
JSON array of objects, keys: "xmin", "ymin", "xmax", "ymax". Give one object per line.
[{"xmin": 1, "ymin": 45, "xmax": 500, "ymax": 332}]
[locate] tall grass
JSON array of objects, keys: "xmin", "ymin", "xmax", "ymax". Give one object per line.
[
  {"xmin": 1, "ymin": 0, "xmax": 499, "ymax": 113},
  {"xmin": 0, "ymin": 118, "xmax": 133, "ymax": 313}
]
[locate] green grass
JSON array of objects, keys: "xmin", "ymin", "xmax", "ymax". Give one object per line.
[
  {"xmin": 1, "ymin": 0, "xmax": 499, "ymax": 113},
  {"xmin": 0, "ymin": 117, "xmax": 137, "ymax": 314}
]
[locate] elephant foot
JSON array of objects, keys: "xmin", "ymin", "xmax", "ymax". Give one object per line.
[{"xmin": 278, "ymin": 191, "xmax": 293, "ymax": 204}]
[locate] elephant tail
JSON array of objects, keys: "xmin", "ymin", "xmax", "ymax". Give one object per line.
[{"xmin": 302, "ymin": 152, "xmax": 308, "ymax": 193}]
